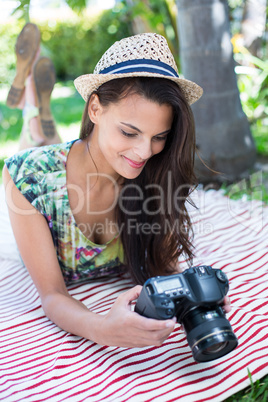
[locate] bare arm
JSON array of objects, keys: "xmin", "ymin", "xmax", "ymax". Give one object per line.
[{"xmin": 3, "ymin": 165, "xmax": 176, "ymax": 347}]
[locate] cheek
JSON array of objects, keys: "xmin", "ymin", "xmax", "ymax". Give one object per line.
[
  {"xmin": 152, "ymin": 141, "xmax": 166, "ymax": 155},
  {"xmin": 98, "ymin": 131, "xmax": 126, "ymax": 156}
]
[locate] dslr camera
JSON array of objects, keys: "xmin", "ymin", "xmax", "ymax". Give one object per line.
[{"xmin": 135, "ymin": 265, "xmax": 238, "ymax": 362}]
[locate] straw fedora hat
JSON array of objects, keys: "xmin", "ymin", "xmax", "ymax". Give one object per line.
[{"xmin": 74, "ymin": 33, "xmax": 203, "ymax": 105}]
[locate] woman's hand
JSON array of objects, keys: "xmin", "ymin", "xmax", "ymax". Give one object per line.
[
  {"xmin": 94, "ymin": 288, "xmax": 232, "ymax": 348},
  {"xmin": 95, "ymin": 285, "xmax": 176, "ymax": 348},
  {"xmin": 222, "ymin": 296, "xmax": 231, "ymax": 314}
]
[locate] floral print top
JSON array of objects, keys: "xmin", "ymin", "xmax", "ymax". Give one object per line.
[{"xmin": 5, "ymin": 141, "xmax": 125, "ymax": 284}]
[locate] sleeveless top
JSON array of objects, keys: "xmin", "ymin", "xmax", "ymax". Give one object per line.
[{"xmin": 5, "ymin": 141, "xmax": 125, "ymax": 284}]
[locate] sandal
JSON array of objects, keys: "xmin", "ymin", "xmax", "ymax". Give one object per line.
[
  {"xmin": 33, "ymin": 57, "xmax": 56, "ymax": 139},
  {"xmin": 6, "ymin": 23, "xmax": 40, "ymax": 108}
]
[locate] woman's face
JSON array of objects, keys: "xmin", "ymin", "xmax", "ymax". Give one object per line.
[{"xmin": 88, "ymin": 93, "xmax": 173, "ymax": 179}]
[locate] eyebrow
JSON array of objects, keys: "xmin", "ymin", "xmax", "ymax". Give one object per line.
[{"xmin": 120, "ymin": 122, "xmax": 171, "ymax": 136}]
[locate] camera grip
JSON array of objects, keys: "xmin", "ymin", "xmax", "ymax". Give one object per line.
[{"xmin": 135, "ymin": 290, "xmax": 176, "ymax": 320}]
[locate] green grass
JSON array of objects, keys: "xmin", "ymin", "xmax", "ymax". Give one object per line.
[
  {"xmin": 225, "ymin": 371, "xmax": 268, "ymax": 402},
  {"xmin": 222, "ymin": 170, "xmax": 268, "ymax": 205},
  {"xmin": 0, "ymin": 83, "xmax": 268, "ymax": 400}
]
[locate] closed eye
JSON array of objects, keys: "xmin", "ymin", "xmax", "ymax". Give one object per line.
[
  {"xmin": 121, "ymin": 129, "xmax": 169, "ymax": 141},
  {"xmin": 121, "ymin": 130, "xmax": 137, "ymax": 138},
  {"xmin": 153, "ymin": 135, "xmax": 168, "ymax": 142}
]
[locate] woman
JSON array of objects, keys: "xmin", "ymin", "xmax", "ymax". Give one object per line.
[{"xmin": 3, "ymin": 29, "xmax": 230, "ymax": 348}]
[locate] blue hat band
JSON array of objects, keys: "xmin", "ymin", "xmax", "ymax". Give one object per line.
[{"xmin": 99, "ymin": 59, "xmax": 179, "ymax": 78}]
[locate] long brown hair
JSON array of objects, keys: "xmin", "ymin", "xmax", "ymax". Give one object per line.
[{"xmin": 80, "ymin": 77, "xmax": 197, "ymax": 284}]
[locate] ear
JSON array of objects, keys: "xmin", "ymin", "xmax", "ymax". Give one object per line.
[{"xmin": 88, "ymin": 94, "xmax": 103, "ymax": 124}]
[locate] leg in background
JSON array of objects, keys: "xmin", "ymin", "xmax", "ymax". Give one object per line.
[
  {"xmin": 7, "ymin": 23, "xmax": 61, "ymax": 151},
  {"xmin": 18, "ymin": 58, "xmax": 61, "ymax": 150}
]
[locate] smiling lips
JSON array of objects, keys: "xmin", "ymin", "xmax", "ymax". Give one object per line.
[{"xmin": 123, "ymin": 156, "xmax": 146, "ymax": 169}]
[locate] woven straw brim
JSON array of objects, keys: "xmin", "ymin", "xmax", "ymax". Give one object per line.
[{"xmin": 74, "ymin": 72, "xmax": 203, "ymax": 105}]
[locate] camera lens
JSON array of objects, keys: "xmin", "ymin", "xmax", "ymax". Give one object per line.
[
  {"xmin": 203, "ymin": 341, "xmax": 228, "ymax": 354},
  {"xmin": 181, "ymin": 306, "xmax": 238, "ymax": 363}
]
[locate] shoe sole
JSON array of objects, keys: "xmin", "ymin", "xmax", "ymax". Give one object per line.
[
  {"xmin": 34, "ymin": 57, "xmax": 56, "ymax": 139},
  {"xmin": 6, "ymin": 23, "xmax": 40, "ymax": 108}
]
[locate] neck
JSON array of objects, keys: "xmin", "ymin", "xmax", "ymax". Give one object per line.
[{"xmin": 83, "ymin": 138, "xmax": 123, "ymax": 190}]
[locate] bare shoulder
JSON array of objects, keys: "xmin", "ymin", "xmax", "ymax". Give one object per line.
[{"xmin": 3, "ymin": 163, "xmax": 39, "ymax": 215}]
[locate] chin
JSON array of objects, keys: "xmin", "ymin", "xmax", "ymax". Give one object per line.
[
  {"xmin": 121, "ymin": 171, "xmax": 142, "ymax": 180},
  {"xmin": 114, "ymin": 159, "xmax": 146, "ymax": 180}
]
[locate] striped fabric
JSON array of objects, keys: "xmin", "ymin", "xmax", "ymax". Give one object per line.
[{"xmin": 0, "ymin": 185, "xmax": 267, "ymax": 401}]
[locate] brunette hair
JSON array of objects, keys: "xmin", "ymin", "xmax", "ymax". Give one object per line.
[{"xmin": 80, "ymin": 77, "xmax": 197, "ymax": 284}]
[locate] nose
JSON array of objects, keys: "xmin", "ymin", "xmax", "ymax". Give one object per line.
[{"xmin": 133, "ymin": 139, "xmax": 153, "ymax": 160}]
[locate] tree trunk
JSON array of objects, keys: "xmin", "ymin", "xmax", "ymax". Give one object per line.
[{"xmin": 176, "ymin": 0, "xmax": 256, "ymax": 183}]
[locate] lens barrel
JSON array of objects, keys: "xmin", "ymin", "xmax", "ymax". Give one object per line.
[{"xmin": 181, "ymin": 306, "xmax": 238, "ymax": 362}]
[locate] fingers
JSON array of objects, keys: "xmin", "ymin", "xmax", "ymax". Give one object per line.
[
  {"xmin": 122, "ymin": 315, "xmax": 176, "ymax": 348},
  {"xmin": 118, "ymin": 286, "xmax": 176, "ymax": 331},
  {"xmin": 105, "ymin": 286, "xmax": 177, "ymax": 347},
  {"xmin": 138, "ymin": 327, "xmax": 175, "ymax": 347},
  {"xmin": 101, "ymin": 309, "xmax": 176, "ymax": 348},
  {"xmin": 134, "ymin": 313, "xmax": 176, "ymax": 331},
  {"xmin": 223, "ymin": 296, "xmax": 231, "ymax": 313},
  {"xmin": 118, "ymin": 285, "xmax": 142, "ymax": 306}
]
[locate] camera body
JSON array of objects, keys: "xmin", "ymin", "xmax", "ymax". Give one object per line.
[
  {"xmin": 135, "ymin": 265, "xmax": 228, "ymax": 321},
  {"xmin": 135, "ymin": 266, "xmax": 238, "ymax": 362}
]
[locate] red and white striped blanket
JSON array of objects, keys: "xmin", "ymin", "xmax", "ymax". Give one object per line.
[{"xmin": 0, "ymin": 185, "xmax": 267, "ymax": 401}]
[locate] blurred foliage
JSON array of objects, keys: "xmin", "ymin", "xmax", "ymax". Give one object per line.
[
  {"xmin": 228, "ymin": 0, "xmax": 244, "ymax": 6},
  {"xmin": 227, "ymin": 0, "xmax": 267, "ymax": 156},
  {"xmin": 11, "ymin": 0, "xmax": 88, "ymax": 20},
  {"xmin": 1, "ymin": 0, "xmax": 178, "ymax": 84},
  {"xmin": 0, "ymin": 5, "xmax": 132, "ymax": 84},
  {"xmin": 6, "ymin": 0, "xmax": 179, "ymax": 78},
  {"xmin": 222, "ymin": 170, "xmax": 268, "ymax": 204},
  {"xmin": 65, "ymin": 0, "xmax": 87, "ymax": 13},
  {"xmin": 0, "ymin": 106, "xmax": 22, "ymax": 144},
  {"xmin": 39, "ymin": 7, "xmax": 132, "ymax": 81},
  {"xmin": 11, "ymin": 0, "xmax": 31, "ymax": 21},
  {"xmin": 231, "ymin": 37, "xmax": 268, "ymax": 156},
  {"xmin": 0, "ymin": 22, "xmax": 23, "ymax": 87},
  {"xmin": 228, "ymin": 0, "xmax": 245, "ymax": 25}
]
